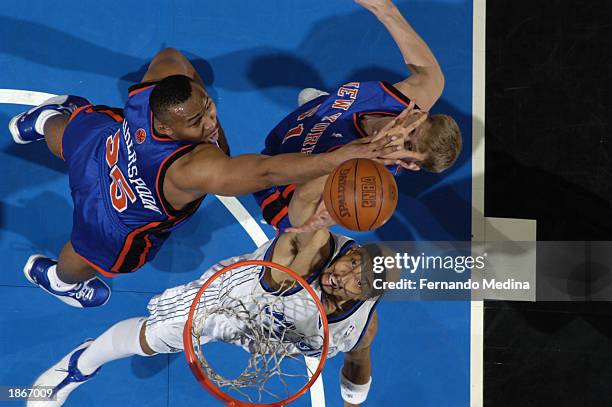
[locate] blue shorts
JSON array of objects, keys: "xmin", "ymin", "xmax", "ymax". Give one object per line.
[
  {"xmin": 253, "ymin": 184, "xmax": 295, "ymax": 234},
  {"xmin": 62, "ymin": 106, "xmax": 168, "ymax": 277}
]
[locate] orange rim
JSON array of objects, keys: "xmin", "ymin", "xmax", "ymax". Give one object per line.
[{"xmin": 183, "ymin": 259, "xmax": 330, "ymax": 407}]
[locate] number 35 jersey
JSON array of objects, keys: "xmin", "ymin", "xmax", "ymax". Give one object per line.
[{"xmin": 63, "ymin": 82, "xmax": 204, "ymax": 277}]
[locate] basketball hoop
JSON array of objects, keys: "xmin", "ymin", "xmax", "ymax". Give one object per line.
[{"xmin": 183, "ymin": 260, "xmax": 330, "ymax": 406}]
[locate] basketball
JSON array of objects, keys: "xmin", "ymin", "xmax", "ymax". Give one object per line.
[{"xmin": 323, "ymin": 158, "xmax": 398, "ymax": 231}]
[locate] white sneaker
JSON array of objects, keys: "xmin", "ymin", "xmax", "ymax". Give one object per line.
[
  {"xmin": 298, "ymin": 88, "xmax": 329, "ymax": 107},
  {"xmin": 27, "ymin": 340, "xmax": 100, "ymax": 406}
]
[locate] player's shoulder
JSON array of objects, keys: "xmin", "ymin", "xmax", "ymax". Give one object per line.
[
  {"xmin": 127, "ymin": 81, "xmax": 159, "ymax": 98},
  {"xmin": 329, "ymin": 81, "xmax": 418, "ymax": 112}
]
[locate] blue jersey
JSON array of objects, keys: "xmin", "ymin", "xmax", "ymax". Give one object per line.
[
  {"xmin": 65, "ymin": 82, "xmax": 204, "ymax": 276},
  {"xmin": 254, "ymin": 81, "xmax": 418, "ymax": 230},
  {"xmin": 262, "ymin": 81, "xmax": 417, "ymax": 155}
]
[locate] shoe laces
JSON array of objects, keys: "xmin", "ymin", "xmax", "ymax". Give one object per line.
[{"xmin": 75, "ymin": 285, "xmax": 95, "ymax": 302}]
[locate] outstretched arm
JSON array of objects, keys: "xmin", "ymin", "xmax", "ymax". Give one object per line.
[
  {"xmin": 168, "ymin": 133, "xmax": 398, "ymax": 198},
  {"xmin": 357, "ymin": 0, "xmax": 444, "ymax": 111},
  {"xmin": 341, "ymin": 312, "xmax": 378, "ymax": 407}
]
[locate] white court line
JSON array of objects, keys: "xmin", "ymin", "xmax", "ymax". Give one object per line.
[
  {"xmin": 471, "ymin": 1, "xmax": 486, "ymax": 406},
  {"xmin": 0, "ymin": 89, "xmax": 56, "ymax": 105},
  {"xmin": 1, "ymin": 89, "xmax": 326, "ymax": 407}
]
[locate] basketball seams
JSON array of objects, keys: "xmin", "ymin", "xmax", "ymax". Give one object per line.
[
  {"xmin": 369, "ymin": 162, "xmax": 385, "ymax": 230},
  {"xmin": 353, "ymin": 159, "xmax": 362, "ymax": 231},
  {"xmin": 325, "ymin": 158, "xmax": 397, "ymax": 232},
  {"xmin": 325, "ymin": 163, "xmax": 344, "ymax": 226}
]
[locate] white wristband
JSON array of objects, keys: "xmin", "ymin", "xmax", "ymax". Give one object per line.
[{"xmin": 340, "ymin": 370, "xmax": 372, "ymax": 405}]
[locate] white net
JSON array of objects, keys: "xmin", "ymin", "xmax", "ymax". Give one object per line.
[{"xmin": 190, "ymin": 264, "xmax": 327, "ymax": 404}]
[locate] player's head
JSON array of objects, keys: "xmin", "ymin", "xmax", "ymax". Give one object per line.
[
  {"xmin": 404, "ymin": 114, "xmax": 462, "ymax": 173},
  {"xmin": 320, "ymin": 244, "xmax": 398, "ymax": 307},
  {"xmin": 150, "ymin": 74, "xmax": 222, "ymax": 143}
]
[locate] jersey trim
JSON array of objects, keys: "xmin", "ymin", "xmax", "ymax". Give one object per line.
[
  {"xmin": 109, "ymin": 201, "xmax": 201, "ymax": 275},
  {"xmin": 260, "ymin": 185, "xmax": 296, "ymax": 228},
  {"xmin": 379, "ymin": 81, "xmax": 418, "ymax": 108},
  {"xmin": 155, "ymin": 143, "xmax": 204, "ymax": 218},
  {"xmin": 128, "ymin": 81, "xmax": 157, "ymax": 97},
  {"xmin": 74, "ymin": 251, "xmax": 116, "ymax": 278},
  {"xmin": 110, "ymin": 220, "xmax": 162, "ymax": 273}
]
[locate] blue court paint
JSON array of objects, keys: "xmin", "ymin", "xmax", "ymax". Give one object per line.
[{"xmin": 0, "ymin": 0, "xmax": 472, "ymax": 405}]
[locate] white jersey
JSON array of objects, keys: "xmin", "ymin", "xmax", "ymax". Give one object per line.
[{"xmin": 144, "ymin": 233, "xmax": 379, "ymax": 358}]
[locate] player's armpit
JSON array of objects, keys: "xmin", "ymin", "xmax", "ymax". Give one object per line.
[{"xmin": 393, "ymin": 67, "xmax": 444, "ymax": 112}]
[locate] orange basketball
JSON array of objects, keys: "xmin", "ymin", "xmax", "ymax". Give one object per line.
[{"xmin": 323, "ymin": 158, "xmax": 398, "ymax": 231}]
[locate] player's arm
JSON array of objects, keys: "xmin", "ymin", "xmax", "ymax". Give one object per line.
[
  {"xmin": 269, "ymin": 174, "xmax": 334, "ymax": 279},
  {"xmin": 341, "ymin": 311, "xmax": 378, "ymax": 407},
  {"xmin": 357, "ymin": 0, "xmax": 444, "ymax": 111},
  {"xmin": 141, "ymin": 48, "xmax": 206, "ymax": 87},
  {"xmin": 168, "ymin": 135, "xmax": 398, "ymax": 197}
]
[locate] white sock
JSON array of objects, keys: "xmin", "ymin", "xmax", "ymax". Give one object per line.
[
  {"xmin": 47, "ymin": 265, "xmax": 77, "ymax": 292},
  {"xmin": 77, "ymin": 317, "xmax": 150, "ymax": 375},
  {"xmin": 34, "ymin": 110, "xmax": 63, "ymax": 135}
]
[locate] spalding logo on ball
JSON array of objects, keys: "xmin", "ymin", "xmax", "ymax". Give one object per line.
[{"xmin": 323, "ymin": 158, "xmax": 398, "ymax": 231}]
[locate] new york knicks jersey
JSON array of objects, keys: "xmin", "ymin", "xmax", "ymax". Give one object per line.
[
  {"xmin": 262, "ymin": 81, "xmax": 418, "ymax": 156},
  {"xmin": 94, "ymin": 82, "xmax": 203, "ymax": 273}
]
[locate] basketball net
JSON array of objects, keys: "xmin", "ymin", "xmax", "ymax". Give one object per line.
[{"xmin": 183, "ymin": 260, "xmax": 329, "ymax": 406}]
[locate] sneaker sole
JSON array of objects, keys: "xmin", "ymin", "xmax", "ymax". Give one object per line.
[
  {"xmin": 28, "ymin": 340, "xmax": 95, "ymax": 407},
  {"xmin": 23, "ymin": 254, "xmax": 45, "ymax": 284},
  {"xmin": 8, "ymin": 113, "xmax": 30, "ymax": 144}
]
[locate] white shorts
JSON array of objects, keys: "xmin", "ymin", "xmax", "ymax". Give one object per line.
[
  {"xmin": 142, "ymin": 256, "xmax": 266, "ymax": 354},
  {"xmin": 144, "ymin": 277, "xmax": 206, "ymax": 354}
]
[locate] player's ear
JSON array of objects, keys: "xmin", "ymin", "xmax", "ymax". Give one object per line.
[
  {"xmin": 405, "ymin": 162, "xmax": 421, "ymax": 171},
  {"xmin": 155, "ymin": 120, "xmax": 173, "ymax": 136}
]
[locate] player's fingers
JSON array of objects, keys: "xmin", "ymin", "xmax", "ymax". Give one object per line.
[
  {"xmin": 402, "ymin": 111, "xmax": 428, "ymax": 131},
  {"xmin": 370, "ymin": 133, "xmax": 399, "ymax": 149},
  {"xmin": 379, "ymin": 108, "xmax": 412, "ymax": 134},
  {"xmin": 373, "ymin": 158, "xmax": 403, "ymax": 166},
  {"xmin": 380, "ymin": 149, "xmax": 422, "ymax": 161},
  {"xmin": 375, "ymin": 145, "xmax": 402, "ymax": 157}
]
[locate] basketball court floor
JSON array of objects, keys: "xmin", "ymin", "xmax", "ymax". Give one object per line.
[{"xmin": 0, "ymin": 1, "xmax": 474, "ymax": 405}]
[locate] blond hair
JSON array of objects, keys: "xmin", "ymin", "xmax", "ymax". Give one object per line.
[{"xmin": 419, "ymin": 114, "xmax": 462, "ymax": 173}]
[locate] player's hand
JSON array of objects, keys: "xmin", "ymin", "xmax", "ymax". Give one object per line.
[
  {"xmin": 329, "ymin": 132, "xmax": 401, "ymax": 166},
  {"xmin": 286, "ymin": 200, "xmax": 335, "ymax": 234},
  {"xmin": 372, "ymin": 109, "xmax": 428, "ymax": 170},
  {"xmin": 371, "ymin": 108, "xmax": 427, "ymax": 143},
  {"xmin": 355, "ymin": 0, "xmax": 395, "ymax": 14}
]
